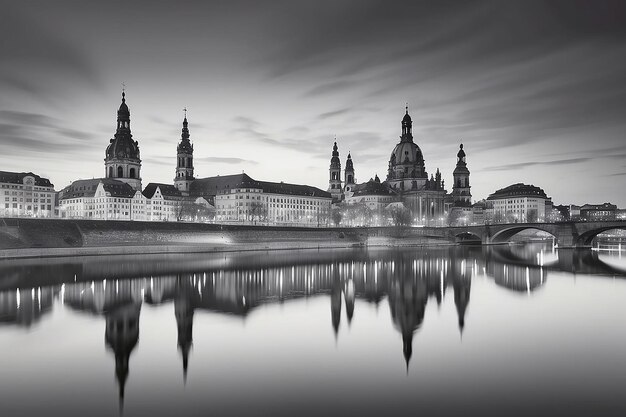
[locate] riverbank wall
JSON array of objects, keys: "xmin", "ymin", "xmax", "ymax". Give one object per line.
[{"xmin": 0, "ymin": 218, "xmax": 451, "ymax": 259}]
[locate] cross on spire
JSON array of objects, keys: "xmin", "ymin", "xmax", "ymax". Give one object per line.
[{"xmin": 183, "ymin": 107, "xmax": 187, "ymax": 119}]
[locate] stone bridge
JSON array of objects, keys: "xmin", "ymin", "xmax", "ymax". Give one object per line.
[{"xmin": 417, "ymin": 220, "xmax": 626, "ymax": 248}]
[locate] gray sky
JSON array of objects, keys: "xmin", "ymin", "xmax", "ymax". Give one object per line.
[{"xmin": 1, "ymin": 0, "xmax": 625, "ymax": 206}]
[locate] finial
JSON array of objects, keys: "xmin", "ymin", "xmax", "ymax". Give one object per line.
[
  {"xmin": 183, "ymin": 107, "xmax": 187, "ymax": 119},
  {"xmin": 405, "ymin": 103, "xmax": 408, "ymax": 114},
  {"xmin": 460, "ymin": 143, "xmax": 463, "ymax": 149},
  {"xmin": 122, "ymin": 82, "xmax": 126, "ymax": 100}
]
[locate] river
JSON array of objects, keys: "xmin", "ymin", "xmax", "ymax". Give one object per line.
[{"xmin": 1, "ymin": 243, "xmax": 625, "ymax": 416}]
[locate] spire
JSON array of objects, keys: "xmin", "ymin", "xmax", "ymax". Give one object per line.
[
  {"xmin": 401, "ymin": 105, "xmax": 413, "ymax": 141},
  {"xmin": 181, "ymin": 111, "xmax": 190, "ymax": 142}
]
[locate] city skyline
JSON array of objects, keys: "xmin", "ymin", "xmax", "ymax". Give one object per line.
[{"xmin": 2, "ymin": 1, "xmax": 626, "ymax": 206}]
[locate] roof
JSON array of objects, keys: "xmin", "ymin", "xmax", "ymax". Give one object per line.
[
  {"xmin": 352, "ymin": 179, "xmax": 395, "ymax": 197},
  {"xmin": 143, "ymin": 183, "xmax": 183, "ymax": 199},
  {"xmin": 487, "ymin": 183, "xmax": 548, "ymax": 200},
  {"xmin": 189, "ymin": 174, "xmax": 254, "ymax": 198},
  {"xmin": 580, "ymin": 203, "xmax": 617, "ymax": 210},
  {"xmin": 190, "ymin": 173, "xmax": 331, "ymax": 199},
  {"xmin": 59, "ymin": 178, "xmax": 137, "ymax": 200},
  {"xmin": 0, "ymin": 171, "xmax": 54, "ymax": 188}
]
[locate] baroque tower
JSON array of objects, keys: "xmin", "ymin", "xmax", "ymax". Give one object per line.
[
  {"xmin": 174, "ymin": 111, "xmax": 194, "ymax": 195},
  {"xmin": 452, "ymin": 144, "xmax": 471, "ymax": 206},
  {"xmin": 105, "ymin": 91, "xmax": 142, "ymax": 191},
  {"xmin": 344, "ymin": 152, "xmax": 355, "ymax": 196},
  {"xmin": 328, "ymin": 141, "xmax": 342, "ymax": 201}
]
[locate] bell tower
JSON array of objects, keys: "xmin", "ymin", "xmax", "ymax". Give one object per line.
[
  {"xmin": 328, "ymin": 141, "xmax": 342, "ymax": 202},
  {"xmin": 344, "ymin": 152, "xmax": 355, "ymax": 197},
  {"xmin": 174, "ymin": 109, "xmax": 194, "ymax": 195},
  {"xmin": 104, "ymin": 90, "xmax": 142, "ymax": 191},
  {"xmin": 452, "ymin": 144, "xmax": 471, "ymax": 206}
]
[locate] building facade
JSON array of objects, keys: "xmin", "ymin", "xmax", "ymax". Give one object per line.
[
  {"xmin": 330, "ymin": 108, "xmax": 447, "ymax": 225},
  {"xmin": 211, "ymin": 174, "xmax": 331, "ymax": 226},
  {"xmin": 0, "ymin": 171, "xmax": 57, "ymax": 218},
  {"xmin": 487, "ymin": 183, "xmax": 551, "ymax": 223}
]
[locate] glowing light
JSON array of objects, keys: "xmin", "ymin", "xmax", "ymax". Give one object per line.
[{"xmin": 16, "ymin": 288, "xmax": 20, "ymax": 309}]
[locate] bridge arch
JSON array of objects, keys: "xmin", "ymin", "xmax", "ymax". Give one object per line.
[
  {"xmin": 454, "ymin": 231, "xmax": 482, "ymax": 244},
  {"xmin": 576, "ymin": 225, "xmax": 626, "ymax": 247},
  {"xmin": 490, "ymin": 224, "xmax": 557, "ymax": 244}
]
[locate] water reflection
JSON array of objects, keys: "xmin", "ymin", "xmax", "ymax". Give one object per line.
[{"xmin": 1, "ymin": 243, "xmax": 626, "ymax": 414}]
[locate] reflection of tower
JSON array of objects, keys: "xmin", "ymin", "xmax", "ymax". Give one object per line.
[
  {"xmin": 175, "ymin": 291, "xmax": 194, "ymax": 383},
  {"xmin": 105, "ymin": 303, "xmax": 141, "ymax": 411},
  {"xmin": 451, "ymin": 262, "xmax": 471, "ymax": 335},
  {"xmin": 344, "ymin": 278, "xmax": 355, "ymax": 324},
  {"xmin": 387, "ymin": 263, "xmax": 428, "ymax": 370},
  {"xmin": 328, "ymin": 142, "xmax": 342, "ymax": 202},
  {"xmin": 330, "ymin": 266, "xmax": 342, "ymax": 337}
]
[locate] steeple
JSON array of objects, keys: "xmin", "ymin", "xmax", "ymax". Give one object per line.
[
  {"xmin": 105, "ymin": 90, "xmax": 142, "ymax": 191},
  {"xmin": 401, "ymin": 105, "xmax": 413, "ymax": 142},
  {"xmin": 328, "ymin": 141, "xmax": 342, "ymax": 201},
  {"xmin": 174, "ymin": 109, "xmax": 194, "ymax": 195},
  {"xmin": 344, "ymin": 152, "xmax": 355, "ymax": 195},
  {"xmin": 452, "ymin": 143, "xmax": 471, "ymax": 207}
]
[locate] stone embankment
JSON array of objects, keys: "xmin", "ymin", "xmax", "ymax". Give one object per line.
[{"xmin": 0, "ymin": 218, "xmax": 449, "ymax": 259}]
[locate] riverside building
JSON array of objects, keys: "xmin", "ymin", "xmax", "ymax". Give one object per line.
[
  {"xmin": 487, "ymin": 183, "xmax": 551, "ymax": 223},
  {"xmin": 328, "ymin": 108, "xmax": 447, "ymax": 225},
  {"xmin": 0, "ymin": 171, "xmax": 57, "ymax": 218}
]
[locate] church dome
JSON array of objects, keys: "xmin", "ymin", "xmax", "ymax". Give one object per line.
[
  {"xmin": 106, "ymin": 136, "xmax": 140, "ymax": 160},
  {"xmin": 390, "ymin": 141, "xmax": 424, "ymax": 167},
  {"xmin": 105, "ymin": 92, "xmax": 140, "ymax": 161}
]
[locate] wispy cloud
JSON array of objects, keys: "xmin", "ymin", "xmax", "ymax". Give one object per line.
[{"xmin": 480, "ymin": 158, "xmax": 591, "ymax": 172}]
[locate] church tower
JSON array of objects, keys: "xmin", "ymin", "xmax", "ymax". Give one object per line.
[
  {"xmin": 344, "ymin": 152, "xmax": 355, "ymax": 196},
  {"xmin": 105, "ymin": 91, "xmax": 142, "ymax": 191},
  {"xmin": 452, "ymin": 144, "xmax": 471, "ymax": 206},
  {"xmin": 328, "ymin": 141, "xmax": 342, "ymax": 201},
  {"xmin": 174, "ymin": 110, "xmax": 194, "ymax": 195}
]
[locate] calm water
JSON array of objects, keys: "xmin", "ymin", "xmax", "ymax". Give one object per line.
[{"xmin": 1, "ymin": 244, "xmax": 626, "ymax": 417}]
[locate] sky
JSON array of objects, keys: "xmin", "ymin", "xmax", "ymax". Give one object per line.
[{"xmin": 1, "ymin": 0, "xmax": 625, "ymax": 206}]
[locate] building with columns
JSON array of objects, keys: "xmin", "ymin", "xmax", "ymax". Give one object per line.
[{"xmin": 328, "ymin": 107, "xmax": 447, "ymax": 225}]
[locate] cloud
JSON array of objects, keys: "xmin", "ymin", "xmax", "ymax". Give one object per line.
[
  {"xmin": 0, "ymin": 110, "xmax": 98, "ymax": 156},
  {"xmin": 480, "ymin": 158, "xmax": 591, "ymax": 172},
  {"xmin": 316, "ymin": 108, "xmax": 351, "ymax": 120},
  {"xmin": 0, "ymin": 5, "xmax": 100, "ymax": 102},
  {"xmin": 195, "ymin": 156, "xmax": 258, "ymax": 165}
]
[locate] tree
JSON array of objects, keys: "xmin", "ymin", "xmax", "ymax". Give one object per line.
[
  {"xmin": 385, "ymin": 205, "xmax": 412, "ymax": 227},
  {"xmin": 331, "ymin": 205, "xmax": 343, "ymax": 226},
  {"xmin": 249, "ymin": 202, "xmax": 267, "ymax": 225}
]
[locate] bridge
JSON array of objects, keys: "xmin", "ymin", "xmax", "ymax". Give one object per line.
[{"xmin": 417, "ymin": 220, "xmax": 626, "ymax": 248}]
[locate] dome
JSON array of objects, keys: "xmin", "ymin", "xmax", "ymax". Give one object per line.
[
  {"xmin": 390, "ymin": 141, "xmax": 424, "ymax": 166},
  {"xmin": 106, "ymin": 136, "xmax": 140, "ymax": 160},
  {"xmin": 106, "ymin": 92, "xmax": 140, "ymax": 161}
]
